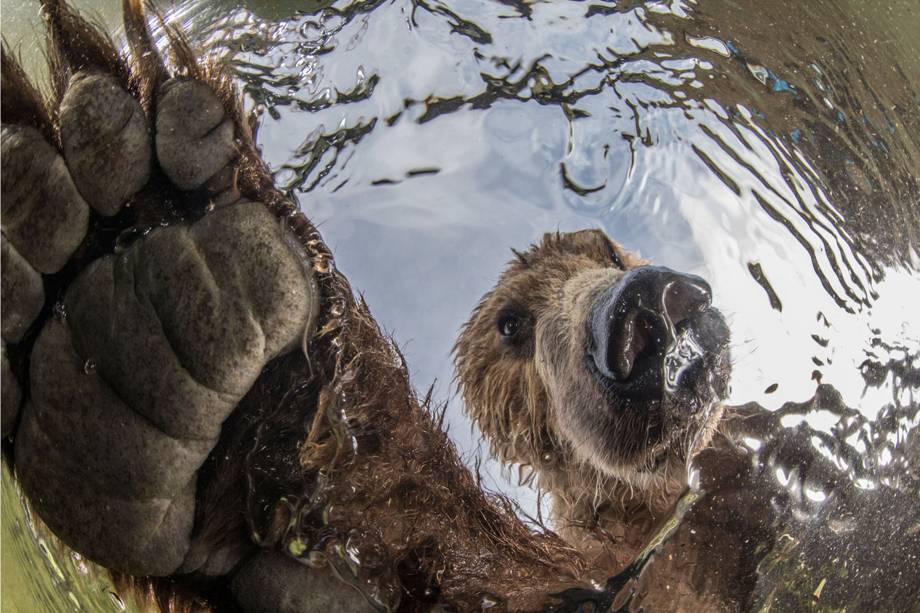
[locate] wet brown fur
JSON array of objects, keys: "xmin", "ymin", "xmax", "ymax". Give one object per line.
[
  {"xmin": 455, "ymin": 231, "xmax": 724, "ymax": 572},
  {"xmin": 40, "ymin": 0, "xmax": 132, "ymax": 121},
  {"xmin": 4, "ymin": 2, "xmax": 605, "ymax": 611}
]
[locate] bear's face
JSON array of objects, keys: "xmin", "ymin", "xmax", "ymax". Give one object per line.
[{"xmin": 456, "ymin": 230, "xmax": 731, "ymax": 494}]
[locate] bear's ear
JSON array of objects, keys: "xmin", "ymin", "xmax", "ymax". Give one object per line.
[
  {"xmin": 614, "ymin": 241, "xmax": 651, "ymax": 269},
  {"xmin": 601, "ymin": 235, "xmax": 627, "ymax": 270}
]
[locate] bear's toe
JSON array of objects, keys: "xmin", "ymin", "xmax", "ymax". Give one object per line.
[
  {"xmin": 59, "ymin": 70, "xmax": 152, "ymax": 216},
  {"xmin": 0, "ymin": 124, "xmax": 90, "ymax": 274},
  {"xmin": 156, "ymin": 78, "xmax": 237, "ymax": 191}
]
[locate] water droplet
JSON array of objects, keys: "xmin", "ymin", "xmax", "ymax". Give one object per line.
[
  {"xmin": 664, "ymin": 328, "xmax": 703, "ymax": 391},
  {"xmin": 108, "ymin": 591, "xmax": 126, "ymax": 610},
  {"xmin": 313, "ymin": 257, "xmax": 331, "ymax": 274},
  {"xmin": 480, "ymin": 594, "xmax": 502, "ymax": 609},
  {"xmin": 345, "ymin": 534, "xmax": 362, "ymax": 569},
  {"xmin": 318, "ymin": 87, "xmax": 335, "ymax": 105},
  {"xmin": 83, "ymin": 359, "xmax": 97, "ymax": 375},
  {"xmin": 687, "ymin": 465, "xmax": 701, "ymax": 490},
  {"xmin": 306, "ymin": 550, "xmax": 327, "ymax": 568},
  {"xmin": 114, "ymin": 226, "xmax": 151, "ymax": 254}
]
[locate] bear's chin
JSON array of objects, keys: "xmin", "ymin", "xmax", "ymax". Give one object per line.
[{"xmin": 581, "ymin": 398, "xmax": 724, "ymax": 493}]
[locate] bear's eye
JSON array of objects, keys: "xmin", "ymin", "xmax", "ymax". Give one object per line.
[
  {"xmin": 497, "ymin": 313, "xmax": 521, "ymax": 338},
  {"xmin": 605, "ymin": 242, "xmax": 626, "ymax": 270}
]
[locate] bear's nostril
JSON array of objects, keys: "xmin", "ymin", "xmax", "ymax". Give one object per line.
[
  {"xmin": 662, "ymin": 278, "xmax": 711, "ymax": 328},
  {"xmin": 608, "ymin": 309, "xmax": 658, "ymax": 380}
]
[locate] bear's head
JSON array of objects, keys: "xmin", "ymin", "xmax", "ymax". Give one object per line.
[{"xmin": 455, "ymin": 230, "xmax": 731, "ymax": 498}]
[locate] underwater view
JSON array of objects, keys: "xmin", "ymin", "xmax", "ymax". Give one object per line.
[{"xmin": 2, "ymin": 0, "xmax": 918, "ymax": 609}]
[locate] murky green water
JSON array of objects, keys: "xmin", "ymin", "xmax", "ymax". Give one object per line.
[{"xmin": 2, "ymin": 0, "xmax": 918, "ymax": 610}]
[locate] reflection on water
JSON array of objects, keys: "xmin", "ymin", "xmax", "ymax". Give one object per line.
[
  {"xmin": 1, "ymin": 464, "xmax": 136, "ymax": 612},
  {"xmin": 3, "ymin": 0, "xmax": 919, "ymax": 609}
]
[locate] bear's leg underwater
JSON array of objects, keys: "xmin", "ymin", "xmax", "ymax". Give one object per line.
[{"xmin": 1, "ymin": 1, "xmax": 605, "ymax": 611}]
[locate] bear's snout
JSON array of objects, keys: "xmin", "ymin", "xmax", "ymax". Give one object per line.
[{"xmin": 588, "ymin": 266, "xmax": 715, "ymax": 400}]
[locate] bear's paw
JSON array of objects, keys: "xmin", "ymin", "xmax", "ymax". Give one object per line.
[{"xmin": 1, "ymin": 0, "xmax": 318, "ymax": 577}]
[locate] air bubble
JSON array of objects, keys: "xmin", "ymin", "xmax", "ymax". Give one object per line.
[
  {"xmin": 83, "ymin": 359, "xmax": 97, "ymax": 375},
  {"xmin": 299, "ymin": 20, "xmax": 325, "ymax": 43},
  {"xmin": 71, "ymin": 552, "xmax": 89, "ymax": 575},
  {"xmin": 114, "ymin": 226, "xmax": 151, "ymax": 254},
  {"xmin": 320, "ymin": 11, "xmax": 345, "ymax": 31}
]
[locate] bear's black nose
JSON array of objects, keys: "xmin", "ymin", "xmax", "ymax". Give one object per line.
[{"xmin": 589, "ymin": 266, "xmax": 712, "ymax": 392}]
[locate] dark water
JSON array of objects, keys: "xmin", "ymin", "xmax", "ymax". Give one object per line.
[{"xmin": 3, "ymin": 0, "xmax": 919, "ymax": 609}]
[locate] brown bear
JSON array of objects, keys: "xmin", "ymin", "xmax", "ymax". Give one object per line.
[{"xmin": 455, "ymin": 229, "xmax": 732, "ymax": 572}]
